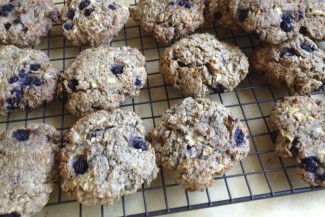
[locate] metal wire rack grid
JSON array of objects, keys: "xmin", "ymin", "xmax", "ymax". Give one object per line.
[{"xmin": 0, "ymin": 0, "xmax": 324, "ymax": 216}]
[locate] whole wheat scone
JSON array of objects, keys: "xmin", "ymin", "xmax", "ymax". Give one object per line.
[
  {"xmin": 0, "ymin": 0, "xmax": 59, "ymax": 47},
  {"xmin": 300, "ymin": 0, "xmax": 325, "ymax": 41},
  {"xmin": 0, "ymin": 45, "xmax": 60, "ymax": 116},
  {"xmin": 251, "ymin": 35, "xmax": 325, "ymax": 95},
  {"xmin": 160, "ymin": 33, "xmax": 249, "ymax": 98},
  {"xmin": 150, "ymin": 97, "xmax": 250, "ymax": 191},
  {"xmin": 229, "ymin": 0, "xmax": 306, "ymax": 44},
  {"xmin": 60, "ymin": 110, "xmax": 159, "ymax": 206},
  {"xmin": 0, "ymin": 124, "xmax": 60, "ymax": 217},
  {"xmin": 61, "ymin": 0, "xmax": 129, "ymax": 46},
  {"xmin": 130, "ymin": 0, "xmax": 205, "ymax": 44},
  {"xmin": 57, "ymin": 46, "xmax": 147, "ymax": 118},
  {"xmin": 269, "ymin": 96, "xmax": 325, "ymax": 186}
]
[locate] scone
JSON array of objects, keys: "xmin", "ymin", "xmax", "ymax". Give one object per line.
[
  {"xmin": 0, "ymin": 0, "xmax": 59, "ymax": 47},
  {"xmin": 150, "ymin": 97, "xmax": 250, "ymax": 191},
  {"xmin": 160, "ymin": 33, "xmax": 249, "ymax": 98},
  {"xmin": 0, "ymin": 124, "xmax": 60, "ymax": 217},
  {"xmin": 269, "ymin": 96, "xmax": 325, "ymax": 186},
  {"xmin": 57, "ymin": 45, "xmax": 147, "ymax": 118},
  {"xmin": 0, "ymin": 45, "xmax": 60, "ymax": 116},
  {"xmin": 60, "ymin": 110, "xmax": 159, "ymax": 206},
  {"xmin": 251, "ymin": 35, "xmax": 325, "ymax": 95},
  {"xmin": 131, "ymin": 0, "xmax": 205, "ymax": 44},
  {"xmin": 61, "ymin": 0, "xmax": 129, "ymax": 46}
]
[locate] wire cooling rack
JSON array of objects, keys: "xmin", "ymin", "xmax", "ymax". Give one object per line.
[{"xmin": 0, "ymin": 0, "xmax": 324, "ymax": 216}]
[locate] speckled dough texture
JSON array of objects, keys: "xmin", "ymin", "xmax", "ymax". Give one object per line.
[
  {"xmin": 61, "ymin": 0, "xmax": 129, "ymax": 46},
  {"xmin": 229, "ymin": 0, "xmax": 306, "ymax": 44},
  {"xmin": 251, "ymin": 35, "xmax": 325, "ymax": 96},
  {"xmin": 0, "ymin": 124, "xmax": 60, "ymax": 217},
  {"xmin": 57, "ymin": 46, "xmax": 147, "ymax": 118},
  {"xmin": 0, "ymin": 0, "xmax": 59, "ymax": 47},
  {"xmin": 131, "ymin": 0, "xmax": 205, "ymax": 44},
  {"xmin": 60, "ymin": 110, "xmax": 159, "ymax": 206},
  {"xmin": 150, "ymin": 97, "xmax": 250, "ymax": 191},
  {"xmin": 0, "ymin": 45, "xmax": 60, "ymax": 116},
  {"xmin": 269, "ymin": 96, "xmax": 325, "ymax": 186},
  {"xmin": 160, "ymin": 33, "xmax": 249, "ymax": 98}
]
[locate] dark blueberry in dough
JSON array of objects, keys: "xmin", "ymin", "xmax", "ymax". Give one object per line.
[
  {"xmin": 129, "ymin": 137, "xmax": 148, "ymax": 151},
  {"xmin": 11, "ymin": 89, "xmax": 21, "ymax": 97},
  {"xmin": 289, "ymin": 138, "xmax": 299, "ymax": 157},
  {"xmin": 298, "ymin": 10, "xmax": 304, "ymax": 20},
  {"xmin": 300, "ymin": 157, "xmax": 319, "ymax": 173},
  {"xmin": 186, "ymin": 145, "xmax": 192, "ymax": 150},
  {"xmin": 23, "ymin": 76, "xmax": 34, "ymax": 86},
  {"xmin": 58, "ymin": 91, "xmax": 68, "ymax": 101},
  {"xmin": 213, "ymin": 84, "xmax": 225, "ymax": 93},
  {"xmin": 214, "ymin": 11, "xmax": 222, "ymax": 20},
  {"xmin": 317, "ymin": 173, "xmax": 325, "ymax": 181},
  {"xmin": 67, "ymin": 9, "xmax": 75, "ymax": 19},
  {"xmin": 8, "ymin": 76, "xmax": 19, "ymax": 84},
  {"xmin": 63, "ymin": 22, "xmax": 73, "ymax": 31},
  {"xmin": 238, "ymin": 9, "xmax": 249, "ymax": 22},
  {"xmin": 185, "ymin": 2, "xmax": 194, "ymax": 9},
  {"xmin": 33, "ymin": 77, "xmax": 42, "ymax": 86},
  {"xmin": 68, "ymin": 79, "xmax": 79, "ymax": 91},
  {"xmin": 300, "ymin": 42, "xmax": 316, "ymax": 52},
  {"xmin": 73, "ymin": 158, "xmax": 89, "ymax": 175},
  {"xmin": 178, "ymin": 0, "xmax": 186, "ymax": 7},
  {"xmin": 30, "ymin": 63, "xmax": 41, "ymax": 71},
  {"xmin": 22, "ymin": 27, "xmax": 28, "ymax": 33},
  {"xmin": 79, "ymin": 1, "xmax": 90, "ymax": 10},
  {"xmin": 110, "ymin": 65, "xmax": 124, "ymax": 75},
  {"xmin": 84, "ymin": 8, "xmax": 95, "ymax": 16},
  {"xmin": 234, "ymin": 128, "xmax": 245, "ymax": 146},
  {"xmin": 0, "ymin": 4, "xmax": 14, "ymax": 17},
  {"xmin": 299, "ymin": 26, "xmax": 308, "ymax": 35},
  {"xmin": 13, "ymin": 17, "xmax": 21, "ymax": 24},
  {"xmin": 4, "ymin": 23, "xmax": 11, "ymax": 31},
  {"xmin": 280, "ymin": 12, "xmax": 293, "ymax": 32},
  {"xmin": 280, "ymin": 48, "xmax": 296, "ymax": 57},
  {"xmin": 135, "ymin": 77, "xmax": 142, "ymax": 87},
  {"xmin": 108, "ymin": 4, "xmax": 117, "ymax": 10},
  {"xmin": 6, "ymin": 97, "xmax": 19, "ymax": 106},
  {"xmin": 18, "ymin": 69, "xmax": 27, "ymax": 79},
  {"xmin": 0, "ymin": 212, "xmax": 21, "ymax": 217},
  {"xmin": 13, "ymin": 130, "xmax": 30, "ymax": 141},
  {"xmin": 90, "ymin": 129, "xmax": 101, "ymax": 138}
]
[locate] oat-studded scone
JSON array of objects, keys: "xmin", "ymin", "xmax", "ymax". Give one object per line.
[
  {"xmin": 0, "ymin": 124, "xmax": 60, "ymax": 217},
  {"xmin": 300, "ymin": 0, "xmax": 325, "ymax": 41},
  {"xmin": 251, "ymin": 35, "xmax": 325, "ymax": 95},
  {"xmin": 160, "ymin": 33, "xmax": 249, "ymax": 98},
  {"xmin": 269, "ymin": 96, "xmax": 325, "ymax": 186},
  {"xmin": 0, "ymin": 0, "xmax": 59, "ymax": 47},
  {"xmin": 60, "ymin": 110, "xmax": 159, "ymax": 206},
  {"xmin": 229, "ymin": 0, "xmax": 306, "ymax": 44},
  {"xmin": 61, "ymin": 0, "xmax": 129, "ymax": 46},
  {"xmin": 130, "ymin": 0, "xmax": 205, "ymax": 44},
  {"xmin": 0, "ymin": 45, "xmax": 60, "ymax": 116},
  {"xmin": 57, "ymin": 46, "xmax": 147, "ymax": 118},
  {"xmin": 150, "ymin": 97, "xmax": 250, "ymax": 191}
]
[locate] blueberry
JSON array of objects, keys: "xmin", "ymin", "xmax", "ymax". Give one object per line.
[
  {"xmin": 300, "ymin": 42, "xmax": 315, "ymax": 52},
  {"xmin": 186, "ymin": 145, "xmax": 192, "ymax": 150},
  {"xmin": 33, "ymin": 77, "xmax": 42, "ymax": 86},
  {"xmin": 58, "ymin": 91, "xmax": 68, "ymax": 101},
  {"xmin": 22, "ymin": 27, "xmax": 28, "ymax": 33},
  {"xmin": 67, "ymin": 9, "xmax": 75, "ymax": 19},
  {"xmin": 18, "ymin": 69, "xmax": 27, "ymax": 79},
  {"xmin": 11, "ymin": 89, "xmax": 21, "ymax": 97},
  {"xmin": 63, "ymin": 22, "xmax": 73, "ymax": 31},
  {"xmin": 84, "ymin": 8, "xmax": 95, "ymax": 16},
  {"xmin": 185, "ymin": 2, "xmax": 194, "ymax": 9},
  {"xmin": 317, "ymin": 173, "xmax": 325, "ymax": 181},
  {"xmin": 214, "ymin": 11, "xmax": 222, "ymax": 20},
  {"xmin": 0, "ymin": 212, "xmax": 21, "ymax": 217},
  {"xmin": 299, "ymin": 26, "xmax": 308, "ymax": 35},
  {"xmin": 68, "ymin": 79, "xmax": 79, "ymax": 91},
  {"xmin": 110, "ymin": 65, "xmax": 124, "ymax": 75},
  {"xmin": 280, "ymin": 12, "xmax": 293, "ymax": 32},
  {"xmin": 129, "ymin": 137, "xmax": 148, "ymax": 151},
  {"xmin": 73, "ymin": 158, "xmax": 89, "ymax": 175},
  {"xmin": 4, "ymin": 23, "xmax": 11, "ymax": 31},
  {"xmin": 79, "ymin": 1, "xmax": 90, "ymax": 10},
  {"xmin": 289, "ymin": 138, "xmax": 299, "ymax": 157},
  {"xmin": 13, "ymin": 129, "xmax": 29, "ymax": 141},
  {"xmin": 234, "ymin": 128, "xmax": 245, "ymax": 146},
  {"xmin": 14, "ymin": 17, "xmax": 21, "ymax": 24},
  {"xmin": 280, "ymin": 48, "xmax": 296, "ymax": 57},
  {"xmin": 213, "ymin": 84, "xmax": 224, "ymax": 93},
  {"xmin": 6, "ymin": 97, "xmax": 19, "ymax": 105},
  {"xmin": 8, "ymin": 76, "xmax": 19, "ymax": 84},
  {"xmin": 135, "ymin": 77, "xmax": 142, "ymax": 87},
  {"xmin": 0, "ymin": 4, "xmax": 14, "ymax": 17},
  {"xmin": 178, "ymin": 0, "xmax": 186, "ymax": 7},
  {"xmin": 108, "ymin": 4, "xmax": 117, "ymax": 10},
  {"xmin": 30, "ymin": 63, "xmax": 41, "ymax": 71},
  {"xmin": 238, "ymin": 9, "xmax": 249, "ymax": 22},
  {"xmin": 90, "ymin": 129, "xmax": 101, "ymax": 138},
  {"xmin": 23, "ymin": 76, "xmax": 34, "ymax": 86},
  {"xmin": 298, "ymin": 10, "xmax": 304, "ymax": 20},
  {"xmin": 300, "ymin": 157, "xmax": 319, "ymax": 173}
]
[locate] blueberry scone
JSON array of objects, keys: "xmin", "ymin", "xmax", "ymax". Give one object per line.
[
  {"xmin": 150, "ymin": 97, "xmax": 250, "ymax": 191},
  {"xmin": 160, "ymin": 33, "xmax": 249, "ymax": 98},
  {"xmin": 60, "ymin": 110, "xmax": 159, "ymax": 206},
  {"xmin": 269, "ymin": 96, "xmax": 325, "ymax": 186},
  {"xmin": 0, "ymin": 124, "xmax": 60, "ymax": 217},
  {"xmin": 0, "ymin": 0, "xmax": 59, "ymax": 47},
  {"xmin": 57, "ymin": 46, "xmax": 147, "ymax": 118},
  {"xmin": 131, "ymin": 0, "xmax": 205, "ymax": 44},
  {"xmin": 251, "ymin": 35, "xmax": 325, "ymax": 95},
  {"xmin": 61, "ymin": 0, "xmax": 129, "ymax": 46},
  {"xmin": 0, "ymin": 45, "xmax": 60, "ymax": 116}
]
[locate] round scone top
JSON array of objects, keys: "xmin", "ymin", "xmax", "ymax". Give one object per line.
[
  {"xmin": 57, "ymin": 46, "xmax": 147, "ymax": 118},
  {"xmin": 269, "ymin": 96, "xmax": 325, "ymax": 186},
  {"xmin": 229, "ymin": 0, "xmax": 306, "ymax": 44},
  {"xmin": 60, "ymin": 110, "xmax": 159, "ymax": 206},
  {"xmin": 160, "ymin": 33, "xmax": 249, "ymax": 98},
  {"xmin": 0, "ymin": 124, "xmax": 60, "ymax": 217},
  {"xmin": 0, "ymin": 45, "xmax": 60, "ymax": 116},
  {"xmin": 150, "ymin": 97, "xmax": 250, "ymax": 191},
  {"xmin": 0, "ymin": 0, "xmax": 59, "ymax": 47},
  {"xmin": 131, "ymin": 0, "xmax": 205, "ymax": 44},
  {"xmin": 61, "ymin": 0, "xmax": 129, "ymax": 46},
  {"xmin": 251, "ymin": 35, "xmax": 325, "ymax": 96}
]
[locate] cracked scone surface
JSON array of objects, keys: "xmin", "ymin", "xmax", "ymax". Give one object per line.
[
  {"xmin": 0, "ymin": 124, "xmax": 60, "ymax": 217},
  {"xmin": 61, "ymin": 0, "xmax": 129, "ymax": 46},
  {"xmin": 251, "ymin": 35, "xmax": 325, "ymax": 96},
  {"xmin": 150, "ymin": 97, "xmax": 250, "ymax": 191},
  {"xmin": 60, "ymin": 110, "xmax": 159, "ymax": 206},
  {"xmin": 229, "ymin": 0, "xmax": 305, "ymax": 44},
  {"xmin": 300, "ymin": 0, "xmax": 325, "ymax": 41},
  {"xmin": 57, "ymin": 46, "xmax": 147, "ymax": 118},
  {"xmin": 160, "ymin": 33, "xmax": 249, "ymax": 98},
  {"xmin": 131, "ymin": 0, "xmax": 205, "ymax": 44},
  {"xmin": 0, "ymin": 45, "xmax": 60, "ymax": 116},
  {"xmin": 269, "ymin": 96, "xmax": 325, "ymax": 186},
  {"xmin": 0, "ymin": 0, "xmax": 59, "ymax": 47}
]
